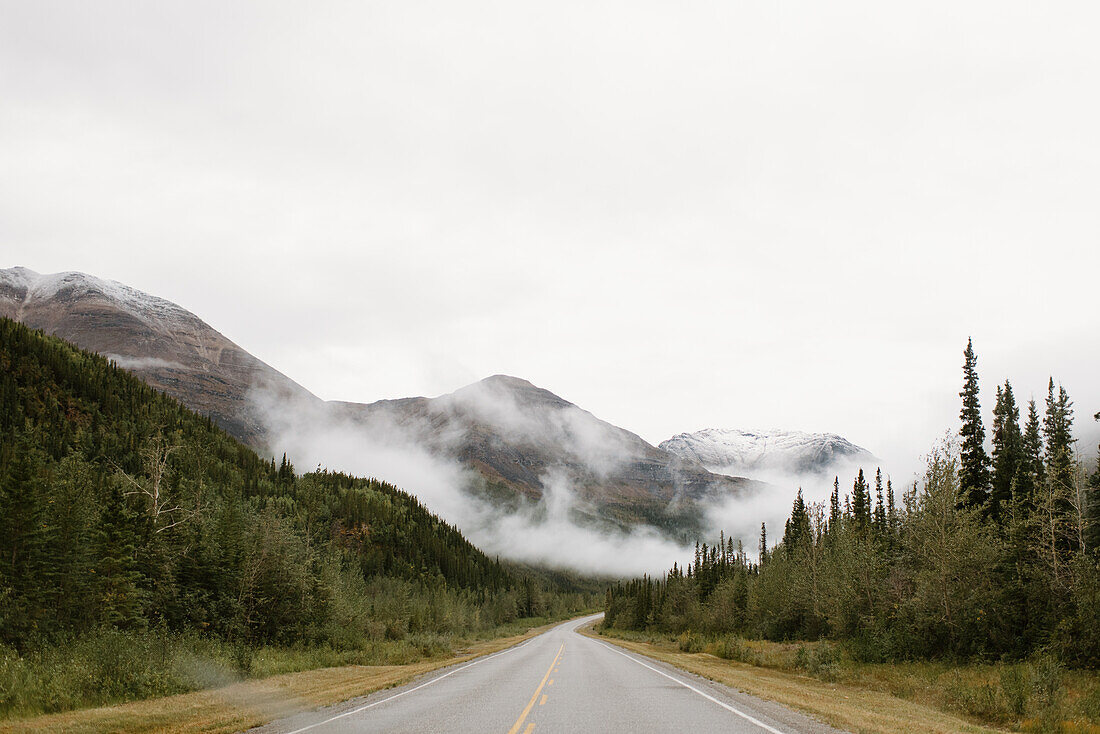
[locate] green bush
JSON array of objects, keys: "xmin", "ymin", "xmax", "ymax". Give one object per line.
[
  {"xmin": 714, "ymin": 635, "xmax": 756, "ymax": 665},
  {"xmin": 940, "ymin": 671, "xmax": 1011, "ymax": 723},
  {"xmin": 677, "ymin": 632, "xmax": 705, "ymax": 653},
  {"xmin": 1028, "ymin": 655, "xmax": 1067, "ymax": 732},
  {"xmin": 795, "ymin": 643, "xmax": 840, "ymax": 681},
  {"xmin": 999, "ymin": 664, "xmax": 1031, "ymax": 717}
]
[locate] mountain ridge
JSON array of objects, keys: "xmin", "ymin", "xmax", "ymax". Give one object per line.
[
  {"xmin": 660, "ymin": 427, "xmax": 875, "ymax": 476},
  {"xmin": 1, "ymin": 265, "xmax": 760, "ymax": 540},
  {"xmin": 0, "ymin": 266, "xmax": 318, "ymax": 444}
]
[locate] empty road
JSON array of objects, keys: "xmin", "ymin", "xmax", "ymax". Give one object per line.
[{"xmin": 255, "ymin": 615, "xmax": 844, "ymax": 734}]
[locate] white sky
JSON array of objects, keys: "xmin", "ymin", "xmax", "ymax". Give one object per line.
[{"xmin": 3, "ymin": 1, "xmax": 1098, "ymax": 474}]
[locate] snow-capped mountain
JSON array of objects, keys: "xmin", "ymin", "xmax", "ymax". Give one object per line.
[
  {"xmin": 324, "ymin": 375, "xmax": 761, "ymax": 535},
  {"xmin": 659, "ymin": 428, "xmax": 875, "ymax": 477},
  {"xmin": 0, "ymin": 266, "xmax": 316, "ymax": 443},
  {"xmin": 0, "ymin": 266, "xmax": 762, "ymax": 539}
]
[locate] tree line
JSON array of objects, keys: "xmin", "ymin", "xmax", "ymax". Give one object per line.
[
  {"xmin": 0, "ymin": 317, "xmax": 595, "ymax": 653},
  {"xmin": 604, "ymin": 338, "xmax": 1100, "ymax": 664}
]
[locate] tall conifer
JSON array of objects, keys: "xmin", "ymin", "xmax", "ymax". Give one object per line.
[
  {"xmin": 1087, "ymin": 411, "xmax": 1100, "ymax": 554},
  {"xmin": 959, "ymin": 338, "xmax": 991, "ymax": 509},
  {"xmin": 990, "ymin": 379, "xmax": 1024, "ymax": 524},
  {"xmin": 783, "ymin": 489, "xmax": 810, "ymax": 554},
  {"xmin": 829, "ymin": 477, "xmax": 841, "ymax": 531},
  {"xmin": 1043, "ymin": 378, "xmax": 1076, "ymax": 491},
  {"xmin": 886, "ymin": 478, "xmax": 897, "ymax": 532},
  {"xmin": 873, "ymin": 468, "xmax": 887, "ymax": 533},
  {"xmin": 1018, "ymin": 398, "xmax": 1044, "ymax": 507},
  {"xmin": 851, "ymin": 468, "xmax": 871, "ymax": 531}
]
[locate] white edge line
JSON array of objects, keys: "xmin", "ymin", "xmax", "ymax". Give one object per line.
[
  {"xmin": 283, "ymin": 617, "xmax": 589, "ymax": 734},
  {"xmin": 590, "ymin": 638, "xmax": 789, "ymax": 734},
  {"xmin": 283, "ymin": 638, "xmax": 535, "ymax": 734}
]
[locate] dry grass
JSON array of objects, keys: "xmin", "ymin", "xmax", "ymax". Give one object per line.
[
  {"xmin": 583, "ymin": 627, "xmax": 1012, "ymax": 734},
  {"xmin": 0, "ymin": 622, "xmax": 561, "ymax": 734}
]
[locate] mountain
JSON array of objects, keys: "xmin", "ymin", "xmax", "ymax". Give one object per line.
[
  {"xmin": 0, "ymin": 266, "xmax": 317, "ymax": 444},
  {"xmin": 0, "ymin": 315, "xmax": 516, "ymax": 645},
  {"xmin": 331, "ymin": 375, "xmax": 758, "ymax": 536},
  {"xmin": 1, "ymin": 266, "xmax": 758, "ymax": 540},
  {"xmin": 659, "ymin": 428, "xmax": 875, "ymax": 477}
]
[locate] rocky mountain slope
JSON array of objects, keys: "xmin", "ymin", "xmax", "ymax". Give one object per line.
[
  {"xmin": 660, "ymin": 427, "xmax": 875, "ymax": 476},
  {"xmin": 0, "ymin": 267, "xmax": 317, "ymax": 443},
  {"xmin": 2, "ymin": 266, "xmax": 758, "ymax": 539},
  {"xmin": 332, "ymin": 376, "xmax": 757, "ymax": 536}
]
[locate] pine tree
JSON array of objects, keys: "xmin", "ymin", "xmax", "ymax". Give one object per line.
[
  {"xmin": 783, "ymin": 489, "xmax": 810, "ymax": 555},
  {"xmin": 990, "ymin": 380, "xmax": 1024, "ymax": 524},
  {"xmin": 1017, "ymin": 398, "xmax": 1044, "ymax": 507},
  {"xmin": 886, "ymin": 478, "xmax": 898, "ymax": 533},
  {"xmin": 0, "ymin": 436, "xmax": 45, "ymax": 640},
  {"xmin": 828, "ymin": 477, "xmax": 841, "ymax": 531},
  {"xmin": 758, "ymin": 523, "xmax": 769, "ymax": 564},
  {"xmin": 1042, "ymin": 379, "xmax": 1076, "ymax": 492},
  {"xmin": 1087, "ymin": 411, "xmax": 1100, "ymax": 554},
  {"xmin": 851, "ymin": 468, "xmax": 871, "ymax": 532},
  {"xmin": 873, "ymin": 468, "xmax": 887, "ymax": 533},
  {"xmin": 958, "ymin": 338, "xmax": 991, "ymax": 510},
  {"xmin": 94, "ymin": 484, "xmax": 144, "ymax": 629}
]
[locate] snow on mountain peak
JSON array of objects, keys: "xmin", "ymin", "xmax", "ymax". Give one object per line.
[
  {"xmin": 1, "ymin": 266, "xmax": 202, "ymax": 333},
  {"xmin": 659, "ymin": 427, "xmax": 875, "ymax": 477}
]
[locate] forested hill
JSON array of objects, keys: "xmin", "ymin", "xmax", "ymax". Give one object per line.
[
  {"xmin": 0, "ymin": 316, "xmax": 516, "ymax": 646},
  {"xmin": 605, "ymin": 342, "xmax": 1100, "ymax": 666}
]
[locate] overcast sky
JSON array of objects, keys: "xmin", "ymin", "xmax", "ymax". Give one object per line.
[{"xmin": 3, "ymin": 1, "xmax": 1098, "ymax": 473}]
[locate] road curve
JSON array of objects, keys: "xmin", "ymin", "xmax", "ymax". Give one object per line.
[{"xmin": 252, "ymin": 614, "xmax": 845, "ymax": 734}]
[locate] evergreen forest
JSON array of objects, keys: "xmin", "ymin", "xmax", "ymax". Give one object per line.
[
  {"xmin": 605, "ymin": 339, "xmax": 1100, "ymax": 666},
  {"xmin": 0, "ymin": 317, "xmax": 596, "ymax": 716}
]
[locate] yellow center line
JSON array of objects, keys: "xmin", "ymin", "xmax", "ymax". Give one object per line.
[
  {"xmin": 506, "ymin": 642, "xmax": 563, "ymax": 734},
  {"xmin": 539, "ymin": 694, "xmax": 548, "ymax": 706},
  {"xmin": 523, "ymin": 725, "xmax": 535, "ymax": 734}
]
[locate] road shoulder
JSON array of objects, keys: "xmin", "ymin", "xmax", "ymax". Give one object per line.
[
  {"xmin": 0, "ymin": 620, "xmax": 569, "ymax": 734},
  {"xmin": 580, "ymin": 627, "xmax": 1007, "ymax": 734}
]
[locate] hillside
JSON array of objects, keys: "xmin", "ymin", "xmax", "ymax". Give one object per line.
[
  {"xmin": 329, "ymin": 375, "xmax": 761, "ymax": 538},
  {"xmin": 0, "ymin": 316, "xmax": 532, "ymax": 648},
  {"xmin": 0, "ymin": 266, "xmax": 317, "ymax": 445},
  {"xmin": 2, "ymin": 267, "xmax": 761, "ymax": 542}
]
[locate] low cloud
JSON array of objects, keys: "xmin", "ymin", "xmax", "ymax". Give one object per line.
[
  {"xmin": 248, "ymin": 379, "xmax": 923, "ymax": 576},
  {"xmin": 249, "ymin": 384, "xmax": 690, "ymax": 577},
  {"xmin": 703, "ymin": 458, "xmax": 922, "ymax": 559},
  {"xmin": 441, "ymin": 378, "xmax": 636, "ymax": 479},
  {"xmin": 106, "ymin": 354, "xmax": 186, "ymax": 371},
  {"xmin": 470, "ymin": 469, "xmax": 691, "ymax": 576}
]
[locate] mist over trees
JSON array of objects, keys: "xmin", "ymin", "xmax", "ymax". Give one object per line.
[
  {"xmin": 0, "ymin": 317, "xmax": 595, "ymax": 655},
  {"xmin": 606, "ymin": 340, "xmax": 1100, "ymax": 665}
]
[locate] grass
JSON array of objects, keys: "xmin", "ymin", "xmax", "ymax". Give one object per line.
[
  {"xmin": 589, "ymin": 627, "xmax": 1100, "ymax": 734},
  {"xmin": 0, "ymin": 616, "xmax": 573, "ymax": 733}
]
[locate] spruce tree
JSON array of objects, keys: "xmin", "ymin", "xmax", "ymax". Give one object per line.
[
  {"xmin": 851, "ymin": 468, "xmax": 871, "ymax": 532},
  {"xmin": 886, "ymin": 478, "xmax": 898, "ymax": 533},
  {"xmin": 783, "ymin": 489, "xmax": 810, "ymax": 555},
  {"xmin": 1087, "ymin": 412, "xmax": 1100, "ymax": 554},
  {"xmin": 1043, "ymin": 378, "xmax": 1076, "ymax": 492},
  {"xmin": 829, "ymin": 477, "xmax": 841, "ymax": 531},
  {"xmin": 0, "ymin": 437, "xmax": 45, "ymax": 640},
  {"xmin": 94, "ymin": 484, "xmax": 144, "ymax": 629},
  {"xmin": 873, "ymin": 468, "xmax": 887, "ymax": 533},
  {"xmin": 1017, "ymin": 398, "xmax": 1044, "ymax": 507},
  {"xmin": 990, "ymin": 380, "xmax": 1024, "ymax": 524},
  {"xmin": 758, "ymin": 523, "xmax": 768, "ymax": 564},
  {"xmin": 958, "ymin": 338, "xmax": 991, "ymax": 510}
]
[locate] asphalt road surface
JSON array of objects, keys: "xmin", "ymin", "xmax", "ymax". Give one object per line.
[{"xmin": 254, "ymin": 614, "xmax": 845, "ymax": 734}]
